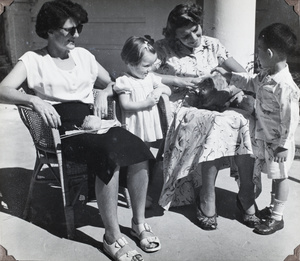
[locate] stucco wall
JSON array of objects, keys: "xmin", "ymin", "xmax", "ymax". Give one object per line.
[
  {"xmin": 2, "ymin": 0, "xmax": 300, "ymax": 74},
  {"xmin": 256, "ymin": 0, "xmax": 300, "ymax": 67}
]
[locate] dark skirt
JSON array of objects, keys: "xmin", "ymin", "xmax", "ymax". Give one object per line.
[{"xmin": 54, "ymin": 102, "xmax": 154, "ymax": 184}]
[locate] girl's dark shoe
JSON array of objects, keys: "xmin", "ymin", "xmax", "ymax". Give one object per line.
[
  {"xmin": 196, "ymin": 207, "xmax": 217, "ymax": 230},
  {"xmin": 259, "ymin": 206, "xmax": 272, "ymax": 220},
  {"xmin": 253, "ymin": 218, "xmax": 284, "ymax": 235},
  {"xmin": 236, "ymin": 196, "xmax": 261, "ymax": 228}
]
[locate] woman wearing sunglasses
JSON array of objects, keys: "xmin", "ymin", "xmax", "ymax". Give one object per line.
[{"xmin": 0, "ymin": 1, "xmax": 161, "ymax": 260}]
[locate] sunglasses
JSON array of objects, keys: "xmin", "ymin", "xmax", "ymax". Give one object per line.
[{"xmin": 60, "ymin": 24, "xmax": 83, "ymax": 36}]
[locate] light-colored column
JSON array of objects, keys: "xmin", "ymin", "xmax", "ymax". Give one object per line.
[{"xmin": 203, "ymin": 0, "xmax": 256, "ymax": 72}]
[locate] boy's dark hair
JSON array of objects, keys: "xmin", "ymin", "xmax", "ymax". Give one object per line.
[
  {"xmin": 121, "ymin": 36, "xmax": 156, "ymax": 66},
  {"xmin": 36, "ymin": 0, "xmax": 88, "ymax": 39},
  {"xmin": 258, "ymin": 23, "xmax": 297, "ymax": 56},
  {"xmin": 163, "ymin": 3, "xmax": 203, "ymax": 40}
]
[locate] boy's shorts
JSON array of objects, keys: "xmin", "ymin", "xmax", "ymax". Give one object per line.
[{"xmin": 256, "ymin": 140, "xmax": 295, "ymax": 179}]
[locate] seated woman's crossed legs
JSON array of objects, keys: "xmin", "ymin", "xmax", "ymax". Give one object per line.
[{"xmin": 197, "ymin": 155, "xmax": 260, "ymax": 230}]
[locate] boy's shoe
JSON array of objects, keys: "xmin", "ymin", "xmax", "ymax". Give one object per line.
[
  {"xmin": 259, "ymin": 206, "xmax": 272, "ymax": 220},
  {"xmin": 253, "ymin": 217, "xmax": 284, "ymax": 235}
]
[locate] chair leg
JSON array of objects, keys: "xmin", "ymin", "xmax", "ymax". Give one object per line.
[
  {"xmin": 121, "ymin": 187, "xmax": 132, "ymax": 209},
  {"xmin": 64, "ymin": 205, "xmax": 76, "ymax": 239},
  {"xmin": 23, "ymin": 160, "xmax": 43, "ymax": 220}
]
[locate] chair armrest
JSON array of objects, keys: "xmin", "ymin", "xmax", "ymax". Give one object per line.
[{"xmin": 92, "ymin": 89, "xmax": 118, "ymax": 120}]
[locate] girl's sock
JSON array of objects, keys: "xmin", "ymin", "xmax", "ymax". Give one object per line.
[{"xmin": 271, "ymin": 198, "xmax": 285, "ymax": 221}]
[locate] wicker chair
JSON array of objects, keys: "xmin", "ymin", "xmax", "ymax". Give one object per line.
[
  {"xmin": 19, "ymin": 105, "xmax": 88, "ymax": 239},
  {"xmin": 18, "ymin": 91, "xmax": 127, "ymax": 239}
]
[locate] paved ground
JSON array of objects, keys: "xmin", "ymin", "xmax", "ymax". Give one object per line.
[{"xmin": 0, "ymin": 104, "xmax": 299, "ymax": 261}]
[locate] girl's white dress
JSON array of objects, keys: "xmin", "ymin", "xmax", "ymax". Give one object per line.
[{"xmin": 115, "ymin": 72, "xmax": 163, "ymax": 142}]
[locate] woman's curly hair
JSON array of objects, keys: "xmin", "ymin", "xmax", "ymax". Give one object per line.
[
  {"xmin": 163, "ymin": 3, "xmax": 203, "ymax": 40},
  {"xmin": 36, "ymin": 0, "xmax": 88, "ymax": 39}
]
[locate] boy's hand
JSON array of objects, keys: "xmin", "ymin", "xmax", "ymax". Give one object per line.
[
  {"xmin": 211, "ymin": 67, "xmax": 232, "ymax": 83},
  {"xmin": 273, "ymin": 147, "xmax": 288, "ymax": 163}
]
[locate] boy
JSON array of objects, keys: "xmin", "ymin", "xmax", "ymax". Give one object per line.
[{"xmin": 216, "ymin": 23, "xmax": 300, "ymax": 235}]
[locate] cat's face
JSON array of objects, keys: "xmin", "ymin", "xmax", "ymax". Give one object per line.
[{"xmin": 197, "ymin": 78, "xmax": 215, "ymax": 97}]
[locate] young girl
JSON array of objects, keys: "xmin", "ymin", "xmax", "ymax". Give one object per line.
[
  {"xmin": 216, "ymin": 23, "xmax": 300, "ymax": 235},
  {"xmin": 114, "ymin": 36, "xmax": 171, "ymax": 211},
  {"xmin": 114, "ymin": 36, "xmax": 171, "ymax": 144}
]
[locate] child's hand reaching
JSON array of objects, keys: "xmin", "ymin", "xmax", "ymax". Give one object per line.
[
  {"xmin": 146, "ymin": 93, "xmax": 159, "ymax": 107},
  {"xmin": 211, "ymin": 67, "xmax": 232, "ymax": 83},
  {"xmin": 151, "ymin": 88, "xmax": 163, "ymax": 99},
  {"xmin": 273, "ymin": 147, "xmax": 288, "ymax": 163}
]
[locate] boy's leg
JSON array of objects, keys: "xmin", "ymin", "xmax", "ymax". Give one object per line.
[
  {"xmin": 254, "ymin": 142, "xmax": 293, "ymax": 235},
  {"xmin": 272, "ymin": 178, "xmax": 289, "ymax": 221},
  {"xmin": 259, "ymin": 182, "xmax": 276, "ymax": 219}
]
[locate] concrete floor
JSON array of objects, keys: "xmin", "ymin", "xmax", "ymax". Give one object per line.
[{"xmin": 0, "ymin": 104, "xmax": 300, "ymax": 261}]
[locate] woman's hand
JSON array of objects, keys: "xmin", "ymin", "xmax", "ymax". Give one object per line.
[
  {"xmin": 94, "ymin": 89, "xmax": 109, "ymax": 118},
  {"xmin": 273, "ymin": 147, "xmax": 288, "ymax": 163},
  {"xmin": 174, "ymin": 76, "xmax": 203, "ymax": 88},
  {"xmin": 30, "ymin": 96, "xmax": 61, "ymax": 128},
  {"xmin": 94, "ymin": 82, "xmax": 115, "ymax": 118}
]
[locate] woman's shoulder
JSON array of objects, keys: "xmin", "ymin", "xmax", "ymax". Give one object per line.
[
  {"xmin": 19, "ymin": 49, "xmax": 48, "ymax": 64},
  {"xmin": 71, "ymin": 47, "xmax": 95, "ymax": 59},
  {"xmin": 202, "ymin": 35, "xmax": 222, "ymax": 45}
]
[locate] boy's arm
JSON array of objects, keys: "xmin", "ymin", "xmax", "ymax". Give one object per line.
[
  {"xmin": 277, "ymin": 82, "xmax": 299, "ymax": 150},
  {"xmin": 214, "ymin": 67, "xmax": 258, "ymax": 94}
]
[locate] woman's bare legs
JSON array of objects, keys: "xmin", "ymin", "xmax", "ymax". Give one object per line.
[
  {"xmin": 199, "ymin": 159, "xmax": 221, "ymax": 216},
  {"xmin": 234, "ymin": 154, "xmax": 256, "ymax": 214},
  {"xmin": 95, "ymin": 166, "xmax": 122, "ymax": 244}
]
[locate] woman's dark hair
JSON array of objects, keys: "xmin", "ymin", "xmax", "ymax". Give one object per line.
[
  {"xmin": 36, "ymin": 0, "xmax": 88, "ymax": 39},
  {"xmin": 163, "ymin": 3, "xmax": 203, "ymax": 40},
  {"xmin": 258, "ymin": 23, "xmax": 297, "ymax": 56},
  {"xmin": 121, "ymin": 36, "xmax": 156, "ymax": 66}
]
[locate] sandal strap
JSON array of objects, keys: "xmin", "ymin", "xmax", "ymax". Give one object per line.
[
  {"xmin": 131, "ymin": 220, "xmax": 161, "ymax": 252},
  {"xmin": 132, "ymin": 220, "xmax": 153, "ymax": 236},
  {"xmin": 103, "ymin": 236, "xmax": 143, "ymax": 261}
]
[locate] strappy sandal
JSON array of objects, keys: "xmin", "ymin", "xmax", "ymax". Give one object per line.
[
  {"xmin": 196, "ymin": 207, "xmax": 217, "ymax": 230},
  {"xmin": 236, "ymin": 196, "xmax": 261, "ymax": 228},
  {"xmin": 130, "ymin": 219, "xmax": 161, "ymax": 253},
  {"xmin": 103, "ymin": 236, "xmax": 144, "ymax": 261}
]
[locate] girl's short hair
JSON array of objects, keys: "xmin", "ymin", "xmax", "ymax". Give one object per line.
[
  {"xmin": 121, "ymin": 36, "xmax": 156, "ymax": 66},
  {"xmin": 163, "ymin": 3, "xmax": 203, "ymax": 40},
  {"xmin": 258, "ymin": 23, "xmax": 297, "ymax": 56},
  {"xmin": 36, "ymin": 0, "xmax": 88, "ymax": 39}
]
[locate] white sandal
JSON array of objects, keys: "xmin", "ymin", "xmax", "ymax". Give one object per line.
[
  {"xmin": 130, "ymin": 220, "xmax": 161, "ymax": 253},
  {"xmin": 103, "ymin": 236, "xmax": 144, "ymax": 261}
]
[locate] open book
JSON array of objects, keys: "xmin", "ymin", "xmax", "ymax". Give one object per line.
[{"xmin": 60, "ymin": 119, "xmax": 123, "ymax": 139}]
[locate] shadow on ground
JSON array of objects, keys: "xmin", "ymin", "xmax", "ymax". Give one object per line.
[{"xmin": 0, "ymin": 167, "xmax": 106, "ymax": 249}]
